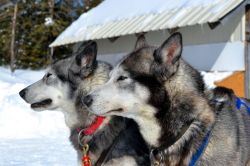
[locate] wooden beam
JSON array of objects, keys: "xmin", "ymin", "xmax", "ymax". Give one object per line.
[
  {"xmin": 10, "ymin": 2, "xmax": 17, "ymax": 73},
  {"xmin": 244, "ymin": 4, "xmax": 250, "ymax": 98}
]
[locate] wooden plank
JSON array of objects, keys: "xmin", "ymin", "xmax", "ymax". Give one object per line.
[{"xmin": 245, "ymin": 5, "xmax": 250, "ymax": 98}]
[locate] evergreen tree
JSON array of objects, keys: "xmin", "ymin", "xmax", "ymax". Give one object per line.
[
  {"xmin": 83, "ymin": 0, "xmax": 102, "ymax": 12},
  {"xmin": 0, "ymin": 5, "xmax": 13, "ymax": 65},
  {"xmin": 0, "ymin": 0, "xmax": 102, "ymax": 69}
]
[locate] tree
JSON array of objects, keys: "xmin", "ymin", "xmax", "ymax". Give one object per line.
[
  {"xmin": 83, "ymin": 0, "xmax": 103, "ymax": 12},
  {"xmin": 0, "ymin": 2, "xmax": 13, "ymax": 66},
  {"xmin": 0, "ymin": 0, "xmax": 103, "ymax": 70},
  {"xmin": 10, "ymin": 2, "xmax": 17, "ymax": 72}
]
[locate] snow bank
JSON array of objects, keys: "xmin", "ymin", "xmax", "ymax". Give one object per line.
[
  {"xmin": 0, "ymin": 67, "xmax": 77, "ymax": 165},
  {"xmin": 0, "ymin": 67, "xmax": 69, "ymax": 139},
  {"xmin": 0, "ymin": 137, "xmax": 76, "ymax": 165}
]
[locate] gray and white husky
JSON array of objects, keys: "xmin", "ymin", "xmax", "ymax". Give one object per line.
[
  {"xmin": 83, "ymin": 33, "xmax": 250, "ymax": 166},
  {"xmin": 19, "ymin": 41, "xmax": 149, "ymax": 166}
]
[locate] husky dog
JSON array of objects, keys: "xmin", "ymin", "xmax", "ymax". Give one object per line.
[
  {"xmin": 19, "ymin": 41, "xmax": 149, "ymax": 166},
  {"xmin": 83, "ymin": 33, "xmax": 250, "ymax": 166}
]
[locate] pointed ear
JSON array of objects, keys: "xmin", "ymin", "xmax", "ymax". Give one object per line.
[
  {"xmin": 154, "ymin": 32, "xmax": 182, "ymax": 65},
  {"xmin": 75, "ymin": 41, "xmax": 97, "ymax": 68},
  {"xmin": 134, "ymin": 35, "xmax": 148, "ymax": 50},
  {"xmin": 75, "ymin": 41, "xmax": 97, "ymax": 77}
]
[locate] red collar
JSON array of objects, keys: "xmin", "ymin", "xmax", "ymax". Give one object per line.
[{"xmin": 77, "ymin": 116, "xmax": 106, "ymax": 136}]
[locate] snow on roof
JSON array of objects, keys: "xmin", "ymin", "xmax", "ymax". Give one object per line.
[{"xmin": 50, "ymin": 0, "xmax": 245, "ymax": 47}]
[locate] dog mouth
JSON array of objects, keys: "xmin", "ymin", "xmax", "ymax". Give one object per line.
[
  {"xmin": 31, "ymin": 99, "xmax": 52, "ymax": 109},
  {"xmin": 106, "ymin": 108, "xmax": 123, "ymax": 114}
]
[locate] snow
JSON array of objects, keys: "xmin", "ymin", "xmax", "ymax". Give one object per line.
[
  {"xmin": 71, "ymin": 0, "xmax": 221, "ymax": 28},
  {"xmin": 201, "ymin": 71, "xmax": 233, "ymax": 88},
  {"xmin": 0, "ymin": 67, "xmax": 76, "ymax": 166},
  {"xmin": 0, "ymin": 138, "xmax": 76, "ymax": 166},
  {"xmin": 53, "ymin": 0, "xmax": 241, "ymax": 45},
  {"xmin": 0, "ymin": 66, "xmax": 232, "ymax": 165},
  {"xmin": 45, "ymin": 17, "xmax": 54, "ymax": 26}
]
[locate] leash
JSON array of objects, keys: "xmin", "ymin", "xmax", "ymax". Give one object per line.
[
  {"xmin": 150, "ymin": 96, "xmax": 250, "ymax": 165},
  {"xmin": 95, "ymin": 132, "xmax": 121, "ymax": 166},
  {"xmin": 77, "ymin": 116, "xmax": 122, "ymax": 166},
  {"xmin": 236, "ymin": 97, "xmax": 250, "ymax": 115},
  {"xmin": 82, "ymin": 144, "xmax": 91, "ymax": 166},
  {"xmin": 150, "ymin": 129, "xmax": 212, "ymax": 166},
  {"xmin": 188, "ymin": 96, "xmax": 250, "ymax": 166},
  {"xmin": 212, "ymin": 97, "xmax": 250, "ymax": 115},
  {"xmin": 189, "ymin": 97, "xmax": 250, "ymax": 166},
  {"xmin": 188, "ymin": 130, "xmax": 211, "ymax": 166},
  {"xmin": 77, "ymin": 116, "xmax": 106, "ymax": 166}
]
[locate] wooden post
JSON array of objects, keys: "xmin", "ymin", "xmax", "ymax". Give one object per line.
[
  {"xmin": 10, "ymin": 3, "xmax": 18, "ymax": 73},
  {"xmin": 48, "ymin": 0, "xmax": 54, "ymax": 64},
  {"xmin": 245, "ymin": 5, "xmax": 250, "ymax": 98}
]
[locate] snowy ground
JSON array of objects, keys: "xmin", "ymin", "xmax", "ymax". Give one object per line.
[
  {"xmin": 0, "ymin": 66, "xmax": 232, "ymax": 166},
  {"xmin": 0, "ymin": 67, "xmax": 76, "ymax": 166}
]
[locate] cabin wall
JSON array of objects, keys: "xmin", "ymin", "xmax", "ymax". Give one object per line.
[
  {"xmin": 97, "ymin": 9, "xmax": 245, "ymax": 71},
  {"xmin": 97, "ymin": 42, "xmax": 245, "ymax": 71}
]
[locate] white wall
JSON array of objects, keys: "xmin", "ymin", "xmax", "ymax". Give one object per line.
[
  {"xmin": 96, "ymin": 8, "xmax": 245, "ymax": 72},
  {"xmin": 183, "ymin": 42, "xmax": 244, "ymax": 71},
  {"xmin": 98, "ymin": 41, "xmax": 245, "ymax": 71}
]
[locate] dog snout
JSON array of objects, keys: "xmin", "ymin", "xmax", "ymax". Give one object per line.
[
  {"xmin": 83, "ymin": 95, "xmax": 93, "ymax": 107},
  {"xmin": 19, "ymin": 89, "xmax": 26, "ymax": 99}
]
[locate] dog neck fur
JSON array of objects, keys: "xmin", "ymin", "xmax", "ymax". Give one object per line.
[
  {"xmin": 132, "ymin": 104, "xmax": 161, "ymax": 147},
  {"xmin": 165, "ymin": 59, "xmax": 205, "ymax": 98}
]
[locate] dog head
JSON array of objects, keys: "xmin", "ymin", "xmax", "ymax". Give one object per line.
[
  {"xmin": 19, "ymin": 41, "xmax": 98, "ymax": 111},
  {"xmin": 83, "ymin": 33, "xmax": 182, "ymax": 118}
]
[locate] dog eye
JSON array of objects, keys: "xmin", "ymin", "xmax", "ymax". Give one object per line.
[
  {"xmin": 46, "ymin": 73, "xmax": 52, "ymax": 78},
  {"xmin": 117, "ymin": 76, "xmax": 128, "ymax": 81}
]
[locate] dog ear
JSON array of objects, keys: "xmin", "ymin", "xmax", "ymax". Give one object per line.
[
  {"xmin": 75, "ymin": 41, "xmax": 97, "ymax": 68},
  {"xmin": 75, "ymin": 41, "xmax": 97, "ymax": 77},
  {"xmin": 151, "ymin": 33, "xmax": 182, "ymax": 81},
  {"xmin": 154, "ymin": 32, "xmax": 182, "ymax": 65},
  {"xmin": 134, "ymin": 34, "xmax": 148, "ymax": 50}
]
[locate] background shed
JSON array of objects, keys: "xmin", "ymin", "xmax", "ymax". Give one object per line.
[{"xmin": 50, "ymin": 0, "xmax": 250, "ymax": 98}]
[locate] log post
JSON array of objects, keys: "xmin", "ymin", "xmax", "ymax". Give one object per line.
[
  {"xmin": 10, "ymin": 3, "xmax": 18, "ymax": 73},
  {"xmin": 48, "ymin": 0, "xmax": 54, "ymax": 64},
  {"xmin": 245, "ymin": 5, "xmax": 250, "ymax": 98}
]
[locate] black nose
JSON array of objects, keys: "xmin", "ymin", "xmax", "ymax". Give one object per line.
[
  {"xmin": 19, "ymin": 89, "xmax": 26, "ymax": 99},
  {"xmin": 83, "ymin": 95, "xmax": 93, "ymax": 107}
]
